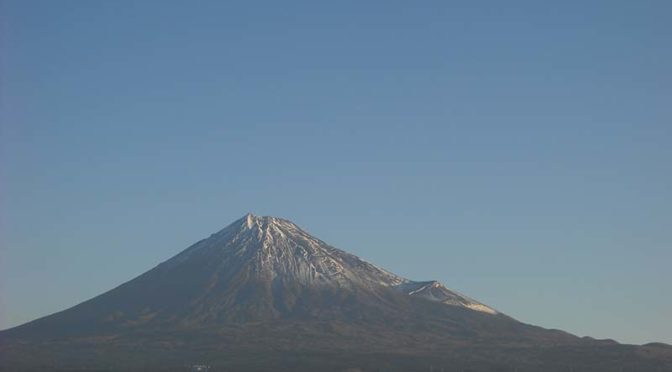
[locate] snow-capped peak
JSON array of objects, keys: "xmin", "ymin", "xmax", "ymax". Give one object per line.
[{"xmin": 165, "ymin": 214, "xmax": 498, "ymax": 315}]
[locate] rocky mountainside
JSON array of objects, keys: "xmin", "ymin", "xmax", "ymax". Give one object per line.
[{"xmin": 1, "ymin": 214, "xmax": 671, "ymax": 372}]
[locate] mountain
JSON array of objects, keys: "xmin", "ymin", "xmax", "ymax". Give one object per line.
[{"xmin": 1, "ymin": 214, "xmax": 671, "ymax": 372}]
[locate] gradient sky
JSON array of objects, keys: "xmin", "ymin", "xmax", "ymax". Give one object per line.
[{"xmin": 1, "ymin": 1, "xmax": 670, "ymax": 344}]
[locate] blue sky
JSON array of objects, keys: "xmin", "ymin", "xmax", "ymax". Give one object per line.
[{"xmin": 1, "ymin": 1, "xmax": 670, "ymax": 344}]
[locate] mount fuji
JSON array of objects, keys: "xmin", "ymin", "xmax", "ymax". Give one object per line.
[{"xmin": 1, "ymin": 214, "xmax": 670, "ymax": 371}]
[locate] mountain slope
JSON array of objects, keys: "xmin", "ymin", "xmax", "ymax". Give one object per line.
[
  {"xmin": 4, "ymin": 214, "xmax": 498, "ymax": 335},
  {"xmin": 1, "ymin": 214, "xmax": 671, "ymax": 372}
]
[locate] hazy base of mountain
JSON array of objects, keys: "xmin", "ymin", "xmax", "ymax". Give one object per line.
[
  {"xmin": 2, "ymin": 323, "xmax": 671, "ymax": 371},
  {"xmin": 1, "ymin": 214, "xmax": 670, "ymax": 371}
]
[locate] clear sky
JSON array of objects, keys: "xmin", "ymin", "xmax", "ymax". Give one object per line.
[{"xmin": 1, "ymin": 1, "xmax": 670, "ymax": 344}]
